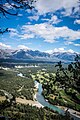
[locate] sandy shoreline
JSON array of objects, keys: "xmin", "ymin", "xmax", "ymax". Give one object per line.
[{"xmin": 16, "ymin": 97, "xmax": 44, "ymax": 108}]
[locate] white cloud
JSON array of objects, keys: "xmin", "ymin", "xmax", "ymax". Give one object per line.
[
  {"xmin": 67, "ymin": 49, "xmax": 75, "ymax": 53},
  {"xmin": 9, "ymin": 28, "xmax": 18, "ymax": 37},
  {"xmin": 18, "ymin": 14, "xmax": 23, "ymax": 17},
  {"xmin": 44, "ymin": 39, "xmax": 56, "ymax": 43},
  {"xmin": 9, "ymin": 23, "xmax": 80, "ymax": 42},
  {"xmin": 28, "ymin": 15, "xmax": 39, "ymax": 21},
  {"xmin": 53, "ymin": 48, "xmax": 66, "ymax": 53},
  {"xmin": 9, "ymin": 28, "xmax": 17, "ymax": 32},
  {"xmin": 74, "ymin": 19, "xmax": 80, "ymax": 24},
  {"xmin": 46, "ymin": 48, "xmax": 75, "ymax": 54},
  {"xmin": 65, "ymin": 41, "xmax": 73, "ymax": 45},
  {"xmin": 26, "ymin": 9, "xmax": 31, "ymax": 13},
  {"xmin": 0, "ymin": 42, "xmax": 11, "ymax": 49},
  {"xmin": 17, "ymin": 45, "xmax": 30, "ymax": 50},
  {"xmin": 19, "ymin": 34, "xmax": 34, "ymax": 39},
  {"xmin": 49, "ymin": 15, "xmax": 62, "ymax": 24},
  {"xmin": 34, "ymin": 0, "xmax": 79, "ymax": 16},
  {"xmin": 65, "ymin": 41, "xmax": 80, "ymax": 46},
  {"xmin": 27, "ymin": 22, "xmax": 31, "ymax": 25},
  {"xmin": 42, "ymin": 18, "xmax": 50, "ymax": 21},
  {"xmin": 42, "ymin": 15, "xmax": 62, "ymax": 24},
  {"xmin": 3, "ymin": 3, "xmax": 13, "ymax": 10},
  {"xmin": 45, "ymin": 50, "xmax": 54, "ymax": 54},
  {"xmin": 21, "ymin": 23, "xmax": 80, "ymax": 43},
  {"xmin": 73, "ymin": 43, "xmax": 80, "ymax": 46},
  {"xmin": 9, "ymin": 28, "xmax": 35, "ymax": 39}
]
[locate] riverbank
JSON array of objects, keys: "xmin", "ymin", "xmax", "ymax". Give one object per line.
[
  {"xmin": 16, "ymin": 97, "xmax": 44, "ymax": 108},
  {"xmin": 34, "ymin": 81, "xmax": 80, "ymax": 120},
  {"xmin": 57, "ymin": 105, "xmax": 80, "ymax": 115}
]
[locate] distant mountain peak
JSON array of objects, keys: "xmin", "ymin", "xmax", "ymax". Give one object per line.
[{"xmin": 0, "ymin": 48, "xmax": 79, "ymax": 62}]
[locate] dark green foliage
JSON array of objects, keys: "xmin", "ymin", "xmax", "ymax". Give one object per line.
[
  {"xmin": 39, "ymin": 55, "xmax": 80, "ymax": 111},
  {"xmin": 0, "ymin": 69, "xmax": 34, "ymax": 100},
  {"xmin": 0, "ymin": 104, "xmax": 70, "ymax": 120}
]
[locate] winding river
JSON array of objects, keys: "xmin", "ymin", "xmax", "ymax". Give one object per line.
[
  {"xmin": 17, "ymin": 73, "xmax": 80, "ymax": 120},
  {"xmin": 34, "ymin": 81, "xmax": 64, "ymax": 115},
  {"xmin": 35, "ymin": 81, "xmax": 80, "ymax": 120},
  {"xmin": 17, "ymin": 73, "xmax": 64, "ymax": 114}
]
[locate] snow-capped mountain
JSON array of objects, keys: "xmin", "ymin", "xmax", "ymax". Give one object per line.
[
  {"xmin": 51, "ymin": 52, "xmax": 77, "ymax": 61},
  {"xmin": 10, "ymin": 49, "xmax": 50, "ymax": 59},
  {"xmin": 0, "ymin": 48, "xmax": 79, "ymax": 62},
  {"xmin": 0, "ymin": 49, "xmax": 13, "ymax": 58}
]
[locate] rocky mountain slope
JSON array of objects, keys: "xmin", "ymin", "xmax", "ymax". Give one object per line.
[{"xmin": 0, "ymin": 49, "xmax": 78, "ymax": 62}]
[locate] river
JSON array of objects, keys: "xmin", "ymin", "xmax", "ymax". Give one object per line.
[
  {"xmin": 34, "ymin": 81, "xmax": 64, "ymax": 115},
  {"xmin": 17, "ymin": 73, "xmax": 64, "ymax": 114},
  {"xmin": 17, "ymin": 73, "xmax": 80, "ymax": 120}
]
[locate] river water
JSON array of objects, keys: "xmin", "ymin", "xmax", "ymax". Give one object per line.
[{"xmin": 35, "ymin": 81, "xmax": 64, "ymax": 115}]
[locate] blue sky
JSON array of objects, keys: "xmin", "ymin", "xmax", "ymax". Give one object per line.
[{"xmin": 0, "ymin": 0, "xmax": 80, "ymax": 53}]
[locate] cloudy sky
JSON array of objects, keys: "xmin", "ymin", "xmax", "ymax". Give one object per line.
[{"xmin": 0, "ymin": 0, "xmax": 80, "ymax": 53}]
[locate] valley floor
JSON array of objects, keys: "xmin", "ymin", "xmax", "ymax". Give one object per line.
[{"xmin": 0, "ymin": 64, "xmax": 80, "ymax": 120}]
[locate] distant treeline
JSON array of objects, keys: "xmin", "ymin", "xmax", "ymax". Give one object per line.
[
  {"xmin": 0, "ymin": 58, "xmax": 56, "ymax": 64},
  {"xmin": 0, "ymin": 58, "xmax": 58, "ymax": 68}
]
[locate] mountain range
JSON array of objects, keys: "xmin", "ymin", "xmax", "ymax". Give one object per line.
[{"xmin": 0, "ymin": 49, "xmax": 79, "ymax": 63}]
